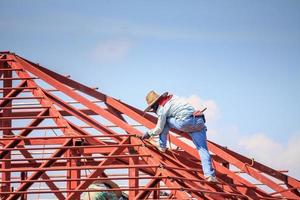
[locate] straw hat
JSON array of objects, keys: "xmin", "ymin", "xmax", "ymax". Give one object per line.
[{"xmin": 144, "ymin": 90, "xmax": 168, "ymax": 112}]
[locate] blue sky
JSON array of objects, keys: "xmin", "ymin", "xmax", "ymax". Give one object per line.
[{"xmin": 1, "ymin": 0, "xmax": 300, "ymax": 177}]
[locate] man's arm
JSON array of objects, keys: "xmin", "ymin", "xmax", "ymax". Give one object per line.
[
  {"xmin": 141, "ymin": 107, "xmax": 168, "ymax": 140},
  {"xmin": 148, "ymin": 111, "xmax": 167, "ymax": 136}
]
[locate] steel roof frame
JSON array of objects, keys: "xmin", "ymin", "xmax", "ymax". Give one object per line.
[{"xmin": 0, "ymin": 51, "xmax": 299, "ymax": 200}]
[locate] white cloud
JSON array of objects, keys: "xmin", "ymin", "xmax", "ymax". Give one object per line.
[
  {"xmin": 238, "ymin": 133, "xmax": 300, "ymax": 178},
  {"xmin": 91, "ymin": 39, "xmax": 133, "ymax": 63},
  {"xmin": 185, "ymin": 95, "xmax": 220, "ymax": 122}
]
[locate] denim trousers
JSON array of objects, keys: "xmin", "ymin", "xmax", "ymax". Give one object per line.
[{"xmin": 159, "ymin": 115, "xmax": 215, "ymax": 177}]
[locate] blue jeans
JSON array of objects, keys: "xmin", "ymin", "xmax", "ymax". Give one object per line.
[{"xmin": 159, "ymin": 115, "xmax": 215, "ymax": 177}]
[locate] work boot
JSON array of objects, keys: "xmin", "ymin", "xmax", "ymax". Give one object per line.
[
  {"xmin": 206, "ymin": 176, "xmax": 217, "ymax": 183},
  {"xmin": 158, "ymin": 146, "xmax": 167, "ymax": 153}
]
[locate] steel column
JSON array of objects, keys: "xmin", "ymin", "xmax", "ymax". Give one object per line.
[{"xmin": 1, "ymin": 58, "xmax": 12, "ymax": 199}]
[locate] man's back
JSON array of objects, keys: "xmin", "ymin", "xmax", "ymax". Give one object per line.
[{"xmin": 157, "ymin": 95, "xmax": 195, "ymax": 120}]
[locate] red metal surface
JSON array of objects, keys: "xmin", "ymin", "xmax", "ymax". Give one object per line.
[{"xmin": 0, "ymin": 51, "xmax": 299, "ymax": 199}]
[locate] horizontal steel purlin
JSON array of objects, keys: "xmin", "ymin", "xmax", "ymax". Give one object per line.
[
  {"xmin": 0, "ymin": 134, "xmax": 136, "ymax": 140},
  {"xmin": 0, "ymin": 188, "xmax": 251, "ymax": 198},
  {"xmin": 0, "ymin": 143, "xmax": 142, "ymax": 151},
  {"xmin": 0, "ymin": 154, "xmax": 151, "ymax": 162}
]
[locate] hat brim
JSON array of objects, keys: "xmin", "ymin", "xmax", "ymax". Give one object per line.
[{"xmin": 144, "ymin": 92, "xmax": 168, "ymax": 113}]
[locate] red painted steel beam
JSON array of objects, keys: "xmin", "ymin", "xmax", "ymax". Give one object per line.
[
  {"xmin": 208, "ymin": 143, "xmax": 297, "ymax": 198},
  {"xmin": 100, "ymin": 99, "xmax": 258, "ymax": 197},
  {"xmin": 0, "ymin": 87, "xmax": 37, "ymax": 90},
  {"xmin": 0, "ymin": 109, "xmax": 49, "ymax": 159},
  {"xmin": 129, "ymin": 138, "xmax": 139, "ymax": 199},
  {"xmin": 134, "ymin": 171, "xmax": 162, "ymax": 200},
  {"xmin": 0, "ymin": 125, "xmax": 67, "ymax": 131},
  {"xmin": 7, "ymin": 139, "xmax": 73, "ymax": 200},
  {"xmin": 106, "ymin": 103, "xmax": 125, "ymax": 119},
  {"xmin": 105, "ymin": 104, "xmax": 160, "ymax": 199},
  {"xmin": 13, "ymin": 56, "xmax": 142, "ymax": 139},
  {"xmin": 0, "ymin": 109, "xmax": 97, "ymax": 117},
  {"xmin": 0, "ymin": 161, "xmax": 158, "ymax": 173},
  {"xmin": 0, "ymin": 143, "xmax": 142, "ymax": 152},
  {"xmin": 167, "ymin": 140, "xmax": 270, "ymax": 198},
  {"xmin": 66, "ymin": 147, "xmax": 80, "ymax": 200},
  {"xmin": 1, "ymin": 170, "xmax": 288, "ymax": 199},
  {"xmin": 6, "ymin": 58, "xmax": 102, "ymax": 200},
  {"xmin": 7, "ymin": 60, "xmax": 244, "ymax": 198},
  {"xmin": 20, "ymin": 172, "xmax": 26, "ymax": 200},
  {"xmin": 172, "ymin": 152, "xmax": 267, "ymax": 199},
  {"xmin": 25, "ymin": 62, "xmax": 244, "ymax": 198},
  {"xmin": 0, "ymin": 115, "xmax": 57, "ymax": 120},
  {"xmin": 170, "ymin": 150, "xmax": 269, "ymax": 198},
  {"xmin": 5, "ymin": 55, "xmax": 94, "ymax": 199},
  {"xmin": 9, "ymin": 55, "xmax": 164, "ymax": 197},
  {"xmin": 0, "ymin": 68, "xmax": 20, "ymax": 70},
  {"xmin": 131, "ymin": 138, "xmax": 220, "ymax": 200},
  {"xmin": 42, "ymin": 89, "xmax": 123, "ymax": 142},
  {"xmin": 0, "ymin": 159, "xmax": 116, "ymax": 168},
  {"xmin": 0, "ymin": 60, "xmax": 16, "ymax": 63},
  {"xmin": 8, "ymin": 57, "xmax": 159, "ymax": 186},
  {"xmin": 0, "ymin": 77, "xmax": 37, "ymax": 80},
  {"xmin": 112, "ymin": 105, "xmax": 268, "ymax": 199},
  {"xmin": 215, "ymin": 141, "xmax": 300, "ymax": 191},
  {"xmin": 1, "ymin": 61, "xmax": 12, "ymax": 199},
  {"xmin": 8, "ymin": 53, "xmax": 299, "ymax": 199},
  {"xmin": 0, "ymin": 137, "xmax": 126, "ymax": 145},
  {"xmin": 38, "ymin": 78, "xmax": 213, "ymax": 198},
  {"xmin": 69, "ymin": 97, "xmax": 264, "ymax": 198},
  {"xmin": 65, "ymin": 137, "xmax": 130, "ymax": 200},
  {"xmin": 0, "ymin": 96, "xmax": 43, "ymax": 100},
  {"xmin": 160, "ymin": 156, "xmax": 247, "ymax": 196},
  {"xmin": 211, "ymin": 159, "xmax": 269, "ymax": 198},
  {"xmin": 12, "ymin": 143, "xmax": 66, "ymax": 200},
  {"xmin": 0, "ymin": 175, "xmax": 167, "ymax": 184},
  {"xmin": 0, "ymin": 134, "xmax": 135, "ymax": 141},
  {"xmin": 101, "ymin": 99, "xmax": 287, "ymax": 198},
  {"xmin": 208, "ymin": 141, "xmax": 300, "ymax": 199},
  {"xmin": 16, "ymin": 55, "xmax": 106, "ymax": 100},
  {"xmin": 0, "ymin": 111, "xmax": 64, "ymax": 200},
  {"xmin": 0, "ymin": 187, "xmax": 257, "ymax": 198},
  {"xmin": 0, "ymin": 80, "xmax": 27, "ymax": 108},
  {"xmin": 8, "ymin": 54, "xmax": 87, "ymax": 145},
  {"xmin": 0, "ymin": 138, "xmax": 71, "ymax": 146},
  {"xmin": 0, "ymin": 154, "xmax": 150, "ymax": 162},
  {"xmin": 0, "ymin": 106, "xmax": 50, "ymax": 110},
  {"xmin": 84, "ymin": 147, "xmax": 130, "ymax": 154},
  {"xmin": 0, "ymin": 161, "xmax": 150, "ymax": 172},
  {"xmin": 0, "ymin": 137, "xmax": 134, "ymax": 149},
  {"xmin": 67, "ymin": 120, "xmax": 118, "ymax": 146}
]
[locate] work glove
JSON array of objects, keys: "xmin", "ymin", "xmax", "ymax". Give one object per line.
[{"xmin": 140, "ymin": 132, "xmax": 151, "ymax": 140}]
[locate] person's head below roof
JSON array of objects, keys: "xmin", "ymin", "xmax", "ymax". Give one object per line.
[
  {"xmin": 91, "ymin": 180, "xmax": 122, "ymax": 198},
  {"xmin": 144, "ymin": 90, "xmax": 168, "ymax": 113}
]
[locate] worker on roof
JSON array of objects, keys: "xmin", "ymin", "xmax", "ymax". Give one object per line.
[
  {"xmin": 140, "ymin": 91, "xmax": 217, "ymax": 182},
  {"xmin": 82, "ymin": 180, "xmax": 127, "ymax": 200}
]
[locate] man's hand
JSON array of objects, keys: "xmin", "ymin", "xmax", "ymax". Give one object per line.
[{"xmin": 141, "ymin": 132, "xmax": 151, "ymax": 140}]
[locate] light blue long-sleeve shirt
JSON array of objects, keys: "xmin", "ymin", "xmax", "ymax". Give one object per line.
[{"xmin": 148, "ymin": 95, "xmax": 196, "ymax": 136}]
